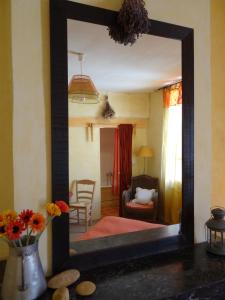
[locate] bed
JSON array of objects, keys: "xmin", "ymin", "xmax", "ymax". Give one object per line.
[{"xmin": 77, "ymin": 216, "xmax": 165, "ymax": 241}]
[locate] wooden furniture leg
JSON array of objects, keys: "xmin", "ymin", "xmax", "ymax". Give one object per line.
[
  {"xmin": 77, "ymin": 208, "xmax": 80, "ymax": 224},
  {"xmin": 85, "ymin": 206, "xmax": 88, "ymax": 231}
]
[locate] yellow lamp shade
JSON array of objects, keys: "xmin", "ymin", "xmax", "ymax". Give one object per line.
[{"xmin": 137, "ymin": 146, "xmax": 153, "ymax": 158}]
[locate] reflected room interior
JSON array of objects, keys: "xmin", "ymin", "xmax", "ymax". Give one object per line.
[{"xmin": 67, "ymin": 20, "xmax": 182, "ymax": 255}]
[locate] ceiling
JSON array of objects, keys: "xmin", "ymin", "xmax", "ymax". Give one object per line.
[{"xmin": 67, "ymin": 20, "xmax": 181, "ymax": 93}]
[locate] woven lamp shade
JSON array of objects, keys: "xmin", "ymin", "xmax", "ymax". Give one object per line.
[
  {"xmin": 68, "ymin": 74, "xmax": 99, "ymax": 104},
  {"xmin": 137, "ymin": 146, "xmax": 153, "ymax": 158}
]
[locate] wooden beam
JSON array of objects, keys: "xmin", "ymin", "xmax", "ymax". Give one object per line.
[{"xmin": 69, "ymin": 117, "xmax": 149, "ymax": 128}]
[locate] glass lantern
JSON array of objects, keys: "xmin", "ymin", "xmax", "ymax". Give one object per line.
[{"xmin": 205, "ymin": 207, "xmax": 225, "ymax": 255}]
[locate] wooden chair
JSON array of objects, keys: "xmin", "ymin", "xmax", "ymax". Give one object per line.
[
  {"xmin": 69, "ymin": 179, "xmax": 95, "ymax": 231},
  {"xmin": 122, "ymin": 175, "xmax": 159, "ymax": 222}
]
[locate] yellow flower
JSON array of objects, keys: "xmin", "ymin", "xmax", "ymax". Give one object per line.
[
  {"xmin": 2, "ymin": 210, "xmax": 17, "ymax": 225},
  {"xmin": 46, "ymin": 203, "xmax": 61, "ymax": 217}
]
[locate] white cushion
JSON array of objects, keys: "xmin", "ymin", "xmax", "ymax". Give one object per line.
[{"xmin": 133, "ymin": 187, "xmax": 155, "ymax": 204}]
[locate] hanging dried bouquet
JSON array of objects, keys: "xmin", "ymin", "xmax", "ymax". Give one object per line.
[{"xmin": 108, "ymin": 0, "xmax": 150, "ymax": 46}]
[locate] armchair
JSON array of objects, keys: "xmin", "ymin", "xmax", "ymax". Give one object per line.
[{"xmin": 122, "ymin": 175, "xmax": 159, "ymax": 222}]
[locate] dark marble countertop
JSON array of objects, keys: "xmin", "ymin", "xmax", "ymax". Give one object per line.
[
  {"xmin": 37, "ymin": 243, "xmax": 225, "ymax": 300},
  {"xmin": 1, "ymin": 243, "xmax": 225, "ymax": 299}
]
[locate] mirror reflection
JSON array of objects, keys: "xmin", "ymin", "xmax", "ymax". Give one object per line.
[{"xmin": 67, "ymin": 20, "xmax": 182, "ymax": 255}]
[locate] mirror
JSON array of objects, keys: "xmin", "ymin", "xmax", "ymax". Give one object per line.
[
  {"xmin": 50, "ymin": 1, "xmax": 194, "ymax": 273},
  {"xmin": 67, "ymin": 19, "xmax": 182, "ymax": 255}
]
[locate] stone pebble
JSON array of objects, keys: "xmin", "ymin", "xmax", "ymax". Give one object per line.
[
  {"xmin": 48, "ymin": 269, "xmax": 80, "ymax": 289},
  {"xmin": 75, "ymin": 281, "xmax": 96, "ymax": 296},
  {"xmin": 52, "ymin": 287, "xmax": 69, "ymax": 300}
]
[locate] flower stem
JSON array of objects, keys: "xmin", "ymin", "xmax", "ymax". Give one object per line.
[
  {"xmin": 35, "ymin": 216, "xmax": 53, "ymax": 242},
  {"xmin": 26, "ymin": 229, "xmax": 33, "ymax": 246},
  {"xmin": 12, "ymin": 240, "xmax": 18, "ymax": 249},
  {"xmin": 18, "ymin": 239, "xmax": 23, "ymax": 248}
]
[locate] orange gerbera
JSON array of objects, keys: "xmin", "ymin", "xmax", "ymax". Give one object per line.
[
  {"xmin": 5, "ymin": 220, "xmax": 25, "ymax": 240},
  {"xmin": 46, "ymin": 203, "xmax": 61, "ymax": 217},
  {"xmin": 19, "ymin": 209, "xmax": 34, "ymax": 226},
  {"xmin": 55, "ymin": 200, "xmax": 69, "ymax": 213},
  {"xmin": 3, "ymin": 210, "xmax": 17, "ymax": 225},
  {"xmin": 28, "ymin": 213, "xmax": 45, "ymax": 232}
]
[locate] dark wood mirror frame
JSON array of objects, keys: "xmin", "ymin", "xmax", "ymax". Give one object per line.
[{"xmin": 50, "ymin": 0, "xmax": 194, "ymax": 274}]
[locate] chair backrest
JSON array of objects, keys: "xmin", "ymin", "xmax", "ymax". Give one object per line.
[
  {"xmin": 75, "ymin": 179, "xmax": 96, "ymax": 204},
  {"xmin": 131, "ymin": 175, "xmax": 159, "ymax": 198}
]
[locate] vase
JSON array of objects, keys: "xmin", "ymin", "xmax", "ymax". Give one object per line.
[{"xmin": 1, "ymin": 241, "xmax": 47, "ymax": 300}]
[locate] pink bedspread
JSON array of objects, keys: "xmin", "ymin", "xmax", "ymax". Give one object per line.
[{"xmin": 77, "ymin": 216, "xmax": 165, "ymax": 241}]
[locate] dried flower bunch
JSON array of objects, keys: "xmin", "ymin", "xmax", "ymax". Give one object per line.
[
  {"xmin": 0, "ymin": 200, "xmax": 69, "ymax": 248},
  {"xmin": 102, "ymin": 96, "xmax": 115, "ymax": 119},
  {"xmin": 108, "ymin": 0, "xmax": 150, "ymax": 45}
]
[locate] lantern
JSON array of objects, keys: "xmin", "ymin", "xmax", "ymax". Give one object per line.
[{"xmin": 205, "ymin": 207, "xmax": 225, "ymax": 255}]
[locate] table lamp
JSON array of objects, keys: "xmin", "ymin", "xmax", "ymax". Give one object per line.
[{"xmin": 137, "ymin": 146, "xmax": 153, "ymax": 174}]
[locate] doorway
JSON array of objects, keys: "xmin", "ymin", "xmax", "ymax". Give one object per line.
[{"xmin": 100, "ymin": 128, "xmax": 119, "ymax": 217}]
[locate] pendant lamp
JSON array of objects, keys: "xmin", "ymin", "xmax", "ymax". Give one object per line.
[{"xmin": 68, "ymin": 52, "xmax": 99, "ymax": 104}]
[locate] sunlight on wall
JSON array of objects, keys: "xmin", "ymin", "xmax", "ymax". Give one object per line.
[
  {"xmin": 211, "ymin": 0, "xmax": 225, "ymax": 207},
  {"xmin": 9, "ymin": 0, "xmax": 51, "ymax": 273},
  {"xmin": 0, "ymin": 0, "xmax": 14, "ymax": 260},
  {"xmin": 148, "ymin": 91, "xmax": 164, "ymax": 179}
]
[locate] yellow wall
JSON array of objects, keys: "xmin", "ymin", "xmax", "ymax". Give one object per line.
[
  {"xmin": 148, "ymin": 91, "xmax": 164, "ymax": 179},
  {"xmin": 1, "ymin": 0, "xmax": 214, "ymax": 272},
  {"xmin": 69, "ymin": 92, "xmax": 149, "ymax": 219},
  {"xmin": 211, "ymin": 0, "xmax": 225, "ymax": 206},
  {"xmin": 10, "ymin": 0, "xmax": 51, "ymax": 273},
  {"xmin": 69, "ymin": 126, "xmax": 101, "ymax": 220},
  {"xmin": 0, "ymin": 0, "xmax": 14, "ymax": 260},
  {"xmin": 69, "ymin": 92, "xmax": 150, "ymax": 118}
]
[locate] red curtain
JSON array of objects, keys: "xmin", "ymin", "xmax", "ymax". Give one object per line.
[
  {"xmin": 112, "ymin": 129, "xmax": 120, "ymax": 196},
  {"xmin": 118, "ymin": 124, "xmax": 133, "ymax": 216}
]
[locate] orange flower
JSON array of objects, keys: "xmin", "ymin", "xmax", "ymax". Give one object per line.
[
  {"xmin": 55, "ymin": 201, "xmax": 69, "ymax": 213},
  {"xmin": 28, "ymin": 213, "xmax": 45, "ymax": 233},
  {"xmin": 46, "ymin": 203, "xmax": 61, "ymax": 217},
  {"xmin": 19, "ymin": 209, "xmax": 34, "ymax": 226},
  {"xmin": 3, "ymin": 210, "xmax": 17, "ymax": 225},
  {"xmin": 6, "ymin": 220, "xmax": 25, "ymax": 240}
]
